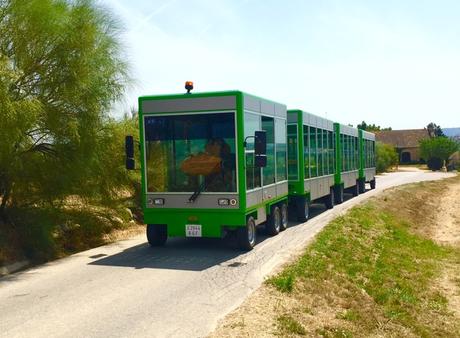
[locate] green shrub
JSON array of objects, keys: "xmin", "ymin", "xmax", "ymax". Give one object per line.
[
  {"xmin": 427, "ymin": 157, "xmax": 443, "ymax": 171},
  {"xmin": 376, "ymin": 142, "xmax": 398, "ymax": 173},
  {"xmin": 420, "ymin": 137, "xmax": 459, "ymax": 170}
]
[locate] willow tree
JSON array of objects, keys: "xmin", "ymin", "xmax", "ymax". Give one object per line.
[{"xmin": 0, "ymin": 0, "xmax": 130, "ymax": 219}]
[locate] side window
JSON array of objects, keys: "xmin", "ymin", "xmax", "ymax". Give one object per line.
[
  {"xmin": 365, "ymin": 139, "xmax": 368, "ymax": 168},
  {"xmin": 365, "ymin": 140, "xmax": 368, "ymax": 168},
  {"xmin": 349, "ymin": 136, "xmax": 352, "ymax": 170},
  {"xmin": 370, "ymin": 140, "xmax": 375, "ymax": 167},
  {"xmin": 341, "ymin": 134, "xmax": 345, "ymax": 172},
  {"xmin": 323, "ymin": 129, "xmax": 329, "ymax": 175},
  {"xmin": 303, "ymin": 125, "xmax": 310, "ymax": 178},
  {"xmin": 369, "ymin": 140, "xmax": 372, "ymax": 168},
  {"xmin": 287, "ymin": 124, "xmax": 298, "ymax": 180},
  {"xmin": 364, "ymin": 140, "xmax": 368, "ymax": 168},
  {"xmin": 349, "ymin": 136, "xmax": 353, "ymax": 170},
  {"xmin": 275, "ymin": 118, "xmax": 287, "ymax": 182},
  {"xmin": 351, "ymin": 136, "xmax": 355, "ymax": 170},
  {"xmin": 244, "ymin": 112, "xmax": 261, "ymax": 190},
  {"xmin": 332, "ymin": 131, "xmax": 336, "ymax": 174},
  {"xmin": 329, "ymin": 131, "xmax": 335, "ymax": 174},
  {"xmin": 372, "ymin": 141, "xmax": 375, "ymax": 167},
  {"xmin": 356, "ymin": 137, "xmax": 359, "ymax": 170},
  {"xmin": 262, "ymin": 116, "xmax": 275, "ymax": 186},
  {"xmin": 310, "ymin": 127, "xmax": 317, "ymax": 177},
  {"xmin": 368, "ymin": 140, "xmax": 372, "ymax": 168},
  {"xmin": 317, "ymin": 129, "xmax": 323, "ymax": 176}
]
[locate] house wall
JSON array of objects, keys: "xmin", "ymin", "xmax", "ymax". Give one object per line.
[
  {"xmin": 448, "ymin": 151, "xmax": 459, "ymax": 170},
  {"xmin": 398, "ymin": 147, "xmax": 422, "ymax": 163}
]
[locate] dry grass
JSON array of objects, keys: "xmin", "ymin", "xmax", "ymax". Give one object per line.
[
  {"xmin": 0, "ymin": 196, "xmax": 143, "ymax": 267},
  {"xmin": 211, "ymin": 175, "xmax": 460, "ymax": 338}
]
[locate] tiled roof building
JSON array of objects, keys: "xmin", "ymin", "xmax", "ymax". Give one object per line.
[{"xmin": 375, "ymin": 129, "xmax": 430, "ymax": 163}]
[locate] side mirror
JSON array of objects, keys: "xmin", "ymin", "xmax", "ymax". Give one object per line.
[
  {"xmin": 254, "ymin": 131, "xmax": 267, "ymax": 155},
  {"xmin": 126, "ymin": 158, "xmax": 135, "ymax": 170},
  {"xmin": 125, "ymin": 135, "xmax": 134, "ymax": 158},
  {"xmin": 255, "ymin": 154, "xmax": 267, "ymax": 168},
  {"xmin": 125, "ymin": 135, "xmax": 135, "ymax": 170}
]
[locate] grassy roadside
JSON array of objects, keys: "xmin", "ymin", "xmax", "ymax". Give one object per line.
[
  {"xmin": 211, "ymin": 175, "xmax": 460, "ymax": 337},
  {"xmin": 0, "ymin": 196, "xmax": 144, "ymax": 268}
]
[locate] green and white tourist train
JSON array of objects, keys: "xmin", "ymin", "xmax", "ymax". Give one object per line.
[{"xmin": 125, "ymin": 84, "xmax": 376, "ymax": 250}]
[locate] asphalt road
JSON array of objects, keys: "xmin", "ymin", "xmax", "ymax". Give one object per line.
[{"xmin": 0, "ymin": 170, "xmax": 454, "ymax": 338}]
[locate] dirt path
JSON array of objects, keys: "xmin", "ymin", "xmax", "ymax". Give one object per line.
[
  {"xmin": 434, "ymin": 181, "xmax": 460, "ymax": 319},
  {"xmin": 433, "ymin": 181, "xmax": 460, "ymax": 246}
]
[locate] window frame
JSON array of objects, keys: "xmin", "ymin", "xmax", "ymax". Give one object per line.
[
  {"xmin": 143, "ymin": 110, "xmax": 239, "ymax": 194},
  {"xmin": 287, "ymin": 123, "xmax": 299, "ymax": 181}
]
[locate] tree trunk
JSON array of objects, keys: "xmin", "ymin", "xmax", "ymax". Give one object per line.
[{"xmin": 0, "ymin": 187, "xmax": 10, "ymax": 223}]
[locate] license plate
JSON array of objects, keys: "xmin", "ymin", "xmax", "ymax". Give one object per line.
[{"xmin": 186, "ymin": 224, "xmax": 202, "ymax": 237}]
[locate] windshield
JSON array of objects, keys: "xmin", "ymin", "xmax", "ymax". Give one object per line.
[{"xmin": 144, "ymin": 112, "xmax": 237, "ymax": 193}]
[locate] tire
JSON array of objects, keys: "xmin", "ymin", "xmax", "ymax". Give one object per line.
[
  {"xmin": 237, "ymin": 216, "xmax": 257, "ymax": 251},
  {"xmin": 146, "ymin": 224, "xmax": 167, "ymax": 247},
  {"xmin": 280, "ymin": 203, "xmax": 288, "ymax": 231},
  {"xmin": 334, "ymin": 185, "xmax": 344, "ymax": 204},
  {"xmin": 370, "ymin": 179, "xmax": 376, "ymax": 189},
  {"xmin": 296, "ymin": 198, "xmax": 309, "ymax": 222},
  {"xmin": 352, "ymin": 181, "xmax": 360, "ymax": 197},
  {"xmin": 325, "ymin": 188, "xmax": 335, "ymax": 209},
  {"xmin": 266, "ymin": 206, "xmax": 281, "ymax": 236},
  {"xmin": 358, "ymin": 179, "xmax": 366, "ymax": 194}
]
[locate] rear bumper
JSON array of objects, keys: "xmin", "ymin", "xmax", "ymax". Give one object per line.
[{"xmin": 143, "ymin": 209, "xmax": 246, "ymax": 238}]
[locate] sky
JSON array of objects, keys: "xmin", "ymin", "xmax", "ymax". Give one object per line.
[{"xmin": 101, "ymin": 0, "xmax": 460, "ymax": 129}]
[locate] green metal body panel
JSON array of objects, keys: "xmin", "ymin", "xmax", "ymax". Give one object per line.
[
  {"xmin": 287, "ymin": 109, "xmax": 338, "ymax": 203},
  {"xmin": 143, "ymin": 208, "xmax": 245, "ymax": 237},
  {"xmin": 138, "ymin": 91, "xmax": 288, "ymax": 238},
  {"xmin": 334, "ymin": 123, "xmax": 343, "ymax": 186},
  {"xmin": 287, "ymin": 110, "xmax": 307, "ymax": 198},
  {"xmin": 358, "ymin": 129, "xmax": 365, "ymax": 179}
]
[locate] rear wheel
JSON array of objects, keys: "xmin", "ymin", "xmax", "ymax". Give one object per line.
[
  {"xmin": 358, "ymin": 179, "xmax": 366, "ymax": 194},
  {"xmin": 370, "ymin": 178, "xmax": 376, "ymax": 189},
  {"xmin": 296, "ymin": 198, "xmax": 309, "ymax": 222},
  {"xmin": 280, "ymin": 203, "xmax": 288, "ymax": 231},
  {"xmin": 237, "ymin": 216, "xmax": 257, "ymax": 251},
  {"xmin": 334, "ymin": 185, "xmax": 344, "ymax": 204},
  {"xmin": 352, "ymin": 181, "xmax": 360, "ymax": 197},
  {"xmin": 325, "ymin": 188, "xmax": 335, "ymax": 209},
  {"xmin": 146, "ymin": 224, "xmax": 167, "ymax": 247},
  {"xmin": 266, "ymin": 206, "xmax": 281, "ymax": 236}
]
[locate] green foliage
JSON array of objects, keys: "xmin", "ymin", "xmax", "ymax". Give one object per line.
[
  {"xmin": 0, "ymin": 0, "xmax": 131, "ymax": 217},
  {"xmin": 357, "ymin": 121, "xmax": 392, "ymax": 132},
  {"xmin": 376, "ymin": 141, "xmax": 398, "ymax": 173},
  {"xmin": 426, "ymin": 122, "xmax": 444, "ymax": 137},
  {"xmin": 277, "ymin": 315, "xmax": 306, "ymax": 335},
  {"xmin": 1, "ymin": 200, "xmax": 137, "ymax": 263},
  {"xmin": 420, "ymin": 137, "xmax": 459, "ymax": 169},
  {"xmin": 0, "ymin": 0, "xmax": 141, "ymax": 264},
  {"xmin": 268, "ymin": 272, "xmax": 294, "ymax": 293}
]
